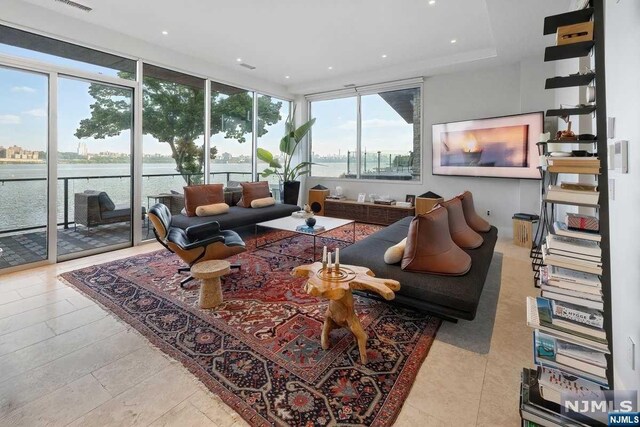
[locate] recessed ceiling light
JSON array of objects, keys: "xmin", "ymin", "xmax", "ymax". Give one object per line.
[
  {"xmin": 236, "ymin": 58, "xmax": 242, "ymax": 62},
  {"xmin": 450, "ymin": 39, "xmax": 457, "ymax": 44},
  {"xmin": 161, "ymin": 30, "xmax": 168, "ymax": 35},
  {"xmin": 381, "ymin": 54, "xmax": 387, "ymax": 58},
  {"xmin": 285, "ymin": 75, "xmax": 290, "ymax": 79},
  {"xmin": 429, "ymin": 0, "xmax": 436, "ymax": 5},
  {"xmin": 328, "ymin": 66, "xmax": 333, "ymax": 70}
]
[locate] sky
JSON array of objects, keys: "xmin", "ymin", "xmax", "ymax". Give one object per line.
[{"xmin": 0, "ymin": 42, "xmax": 415, "ymax": 162}]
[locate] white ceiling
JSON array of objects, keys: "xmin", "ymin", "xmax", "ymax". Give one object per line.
[{"xmin": 16, "ymin": 0, "xmax": 571, "ymax": 94}]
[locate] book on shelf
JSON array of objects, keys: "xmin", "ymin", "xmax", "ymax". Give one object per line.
[
  {"xmin": 534, "ymin": 330, "xmax": 608, "ymax": 385},
  {"xmin": 537, "ymin": 367, "xmax": 607, "ymax": 424},
  {"xmin": 545, "ymin": 242, "xmax": 602, "ymax": 264},
  {"xmin": 546, "ymin": 185, "xmax": 599, "ymax": 205},
  {"xmin": 551, "ymin": 221, "xmax": 601, "ymax": 242},
  {"xmin": 537, "ymin": 297, "xmax": 606, "ymax": 341},
  {"xmin": 544, "ymin": 265, "xmax": 601, "ymax": 287},
  {"xmin": 520, "ymin": 368, "xmax": 597, "ymax": 427},
  {"xmin": 551, "ymin": 299, "xmax": 604, "ymax": 328},
  {"xmin": 546, "ymin": 234, "xmax": 601, "ymax": 257},
  {"xmin": 547, "ymin": 157, "xmax": 600, "ymax": 167},
  {"xmin": 542, "ymin": 243, "xmax": 603, "ymax": 275},
  {"xmin": 547, "ymin": 165, "xmax": 601, "ymax": 174},
  {"xmin": 560, "ymin": 182, "xmax": 598, "ymax": 192},
  {"xmin": 543, "ymin": 245, "xmax": 601, "ymax": 267},
  {"xmin": 540, "ymin": 290, "xmax": 603, "ymax": 311},
  {"xmin": 526, "ymin": 297, "xmax": 609, "ymax": 352},
  {"xmin": 540, "ymin": 268, "xmax": 602, "ymax": 298},
  {"xmin": 540, "ymin": 283, "xmax": 603, "ymax": 301},
  {"xmin": 295, "ymin": 225, "xmax": 326, "ymax": 234}
]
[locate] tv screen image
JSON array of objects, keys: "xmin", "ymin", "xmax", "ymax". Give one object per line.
[{"xmin": 432, "ymin": 112, "xmax": 543, "ymax": 179}]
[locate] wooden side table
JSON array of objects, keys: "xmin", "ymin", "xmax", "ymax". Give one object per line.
[
  {"xmin": 191, "ymin": 260, "xmax": 231, "ymax": 309},
  {"xmin": 291, "ymin": 262, "xmax": 400, "ymax": 364}
]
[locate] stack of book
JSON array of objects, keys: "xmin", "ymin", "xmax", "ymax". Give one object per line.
[
  {"xmin": 545, "ymin": 182, "xmax": 599, "ymax": 206},
  {"xmin": 540, "ymin": 265, "xmax": 603, "ymax": 310},
  {"xmin": 542, "ymin": 234, "xmax": 602, "ymax": 275},
  {"xmin": 520, "ymin": 367, "xmax": 607, "ymax": 426},
  {"xmin": 295, "ymin": 224, "xmax": 326, "ymax": 234},
  {"xmin": 546, "ymin": 157, "xmax": 600, "ymax": 174}
]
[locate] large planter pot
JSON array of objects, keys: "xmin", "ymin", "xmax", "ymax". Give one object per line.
[{"xmin": 283, "ymin": 180, "xmax": 301, "ymax": 205}]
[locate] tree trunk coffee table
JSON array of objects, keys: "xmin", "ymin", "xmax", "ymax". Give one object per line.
[
  {"xmin": 291, "ymin": 262, "xmax": 400, "ymax": 364},
  {"xmin": 191, "ymin": 260, "xmax": 231, "ymax": 309}
]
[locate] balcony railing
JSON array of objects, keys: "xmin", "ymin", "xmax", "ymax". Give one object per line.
[{"xmin": 0, "ymin": 170, "xmax": 252, "ymax": 234}]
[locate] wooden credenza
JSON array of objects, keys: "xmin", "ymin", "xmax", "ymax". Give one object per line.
[{"xmin": 323, "ymin": 199, "xmax": 414, "ymax": 226}]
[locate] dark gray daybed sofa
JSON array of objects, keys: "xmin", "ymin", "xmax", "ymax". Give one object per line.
[
  {"xmin": 170, "ymin": 204, "xmax": 300, "ymax": 230},
  {"xmin": 340, "ymin": 216, "xmax": 498, "ymax": 321}
]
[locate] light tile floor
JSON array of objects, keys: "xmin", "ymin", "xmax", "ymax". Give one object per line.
[{"xmin": 0, "ymin": 238, "xmax": 536, "ymax": 426}]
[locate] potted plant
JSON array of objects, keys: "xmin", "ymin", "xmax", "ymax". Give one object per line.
[{"xmin": 257, "ymin": 107, "xmax": 317, "ymax": 205}]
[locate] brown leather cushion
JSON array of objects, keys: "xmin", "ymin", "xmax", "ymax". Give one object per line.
[
  {"xmin": 237, "ymin": 181, "xmax": 270, "ymax": 208},
  {"xmin": 401, "ymin": 206, "xmax": 471, "ymax": 276},
  {"xmin": 439, "ymin": 197, "xmax": 483, "ymax": 249},
  {"xmin": 183, "ymin": 184, "xmax": 224, "ymax": 217},
  {"xmin": 458, "ymin": 191, "xmax": 491, "ymax": 232}
]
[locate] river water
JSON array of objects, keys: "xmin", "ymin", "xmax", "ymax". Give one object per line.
[{"xmin": 0, "ymin": 162, "xmax": 350, "ymax": 231}]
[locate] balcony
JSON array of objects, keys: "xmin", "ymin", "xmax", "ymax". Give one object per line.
[{"xmin": 0, "ymin": 170, "xmax": 253, "ymax": 270}]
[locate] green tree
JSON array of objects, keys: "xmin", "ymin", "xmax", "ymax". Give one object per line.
[{"xmin": 75, "ymin": 75, "xmax": 282, "ymax": 183}]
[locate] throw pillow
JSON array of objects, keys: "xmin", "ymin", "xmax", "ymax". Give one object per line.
[
  {"xmin": 457, "ymin": 191, "xmax": 491, "ymax": 232},
  {"xmin": 384, "ymin": 238, "xmax": 407, "ymax": 264},
  {"xmin": 183, "ymin": 184, "xmax": 224, "ymax": 217},
  {"xmin": 237, "ymin": 181, "xmax": 270, "ymax": 208},
  {"xmin": 438, "ymin": 197, "xmax": 483, "ymax": 249},
  {"xmin": 195, "ymin": 203, "xmax": 230, "ymax": 217},
  {"xmin": 401, "ymin": 206, "xmax": 472, "ymax": 276},
  {"xmin": 250, "ymin": 197, "xmax": 276, "ymax": 208}
]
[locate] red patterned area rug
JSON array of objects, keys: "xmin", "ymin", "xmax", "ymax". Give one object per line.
[{"xmin": 60, "ymin": 223, "xmax": 441, "ymax": 427}]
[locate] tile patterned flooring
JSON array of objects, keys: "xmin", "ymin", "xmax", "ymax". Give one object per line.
[{"xmin": 0, "ymin": 238, "xmax": 537, "ymax": 426}]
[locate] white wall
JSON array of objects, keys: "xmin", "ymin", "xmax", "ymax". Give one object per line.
[
  {"xmin": 605, "ymin": 0, "xmax": 640, "ymax": 392},
  {"xmin": 305, "ymin": 58, "xmax": 555, "ymax": 236},
  {"xmin": 1, "ymin": 0, "xmax": 292, "ymax": 99}
]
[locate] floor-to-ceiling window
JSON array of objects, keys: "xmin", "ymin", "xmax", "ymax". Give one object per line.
[
  {"xmin": 140, "ymin": 64, "xmax": 205, "ymax": 239},
  {"xmin": 0, "ymin": 24, "xmax": 138, "ymax": 269},
  {"xmin": 308, "ymin": 96, "xmax": 358, "ymax": 178},
  {"xmin": 0, "ymin": 66, "xmax": 49, "ymax": 269},
  {"xmin": 0, "ymin": 24, "xmax": 294, "ymax": 271},
  {"xmin": 307, "ymin": 81, "xmax": 422, "ymax": 181},
  {"xmin": 210, "ymin": 82, "xmax": 253, "ymax": 186},
  {"xmin": 56, "ymin": 77, "xmax": 134, "ymax": 259},
  {"xmin": 256, "ymin": 95, "xmax": 289, "ymax": 200}
]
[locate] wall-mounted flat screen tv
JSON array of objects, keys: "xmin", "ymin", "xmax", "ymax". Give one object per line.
[{"xmin": 432, "ymin": 112, "xmax": 543, "ymax": 179}]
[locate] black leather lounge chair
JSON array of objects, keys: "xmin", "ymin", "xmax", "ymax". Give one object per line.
[{"xmin": 148, "ymin": 203, "xmax": 246, "ymax": 287}]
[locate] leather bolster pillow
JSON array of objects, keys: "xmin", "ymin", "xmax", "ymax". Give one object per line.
[
  {"xmin": 250, "ymin": 197, "xmax": 276, "ymax": 208},
  {"xmin": 384, "ymin": 238, "xmax": 407, "ymax": 264},
  {"xmin": 195, "ymin": 203, "xmax": 229, "ymax": 217}
]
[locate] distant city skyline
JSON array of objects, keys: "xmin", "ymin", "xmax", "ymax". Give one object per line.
[{"xmin": 0, "ymin": 43, "xmax": 415, "ymax": 163}]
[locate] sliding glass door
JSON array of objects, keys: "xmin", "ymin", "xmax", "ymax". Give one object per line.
[
  {"xmin": 0, "ymin": 66, "xmax": 49, "ymax": 270},
  {"xmin": 56, "ymin": 76, "xmax": 134, "ymax": 260}
]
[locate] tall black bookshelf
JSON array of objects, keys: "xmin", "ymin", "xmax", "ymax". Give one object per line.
[{"xmin": 522, "ymin": 1, "xmax": 613, "ymax": 425}]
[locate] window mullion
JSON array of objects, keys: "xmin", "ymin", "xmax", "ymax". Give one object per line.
[
  {"xmin": 356, "ymin": 94, "xmax": 362, "ymax": 180},
  {"xmin": 204, "ymin": 79, "xmax": 211, "ymax": 184}
]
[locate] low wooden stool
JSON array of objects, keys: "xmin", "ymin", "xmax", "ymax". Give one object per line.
[
  {"xmin": 292, "ymin": 262, "xmax": 400, "ymax": 364},
  {"xmin": 191, "ymin": 260, "xmax": 231, "ymax": 309}
]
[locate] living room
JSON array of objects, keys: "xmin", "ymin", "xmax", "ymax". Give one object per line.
[{"xmin": 0, "ymin": 0, "xmax": 638, "ymax": 426}]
